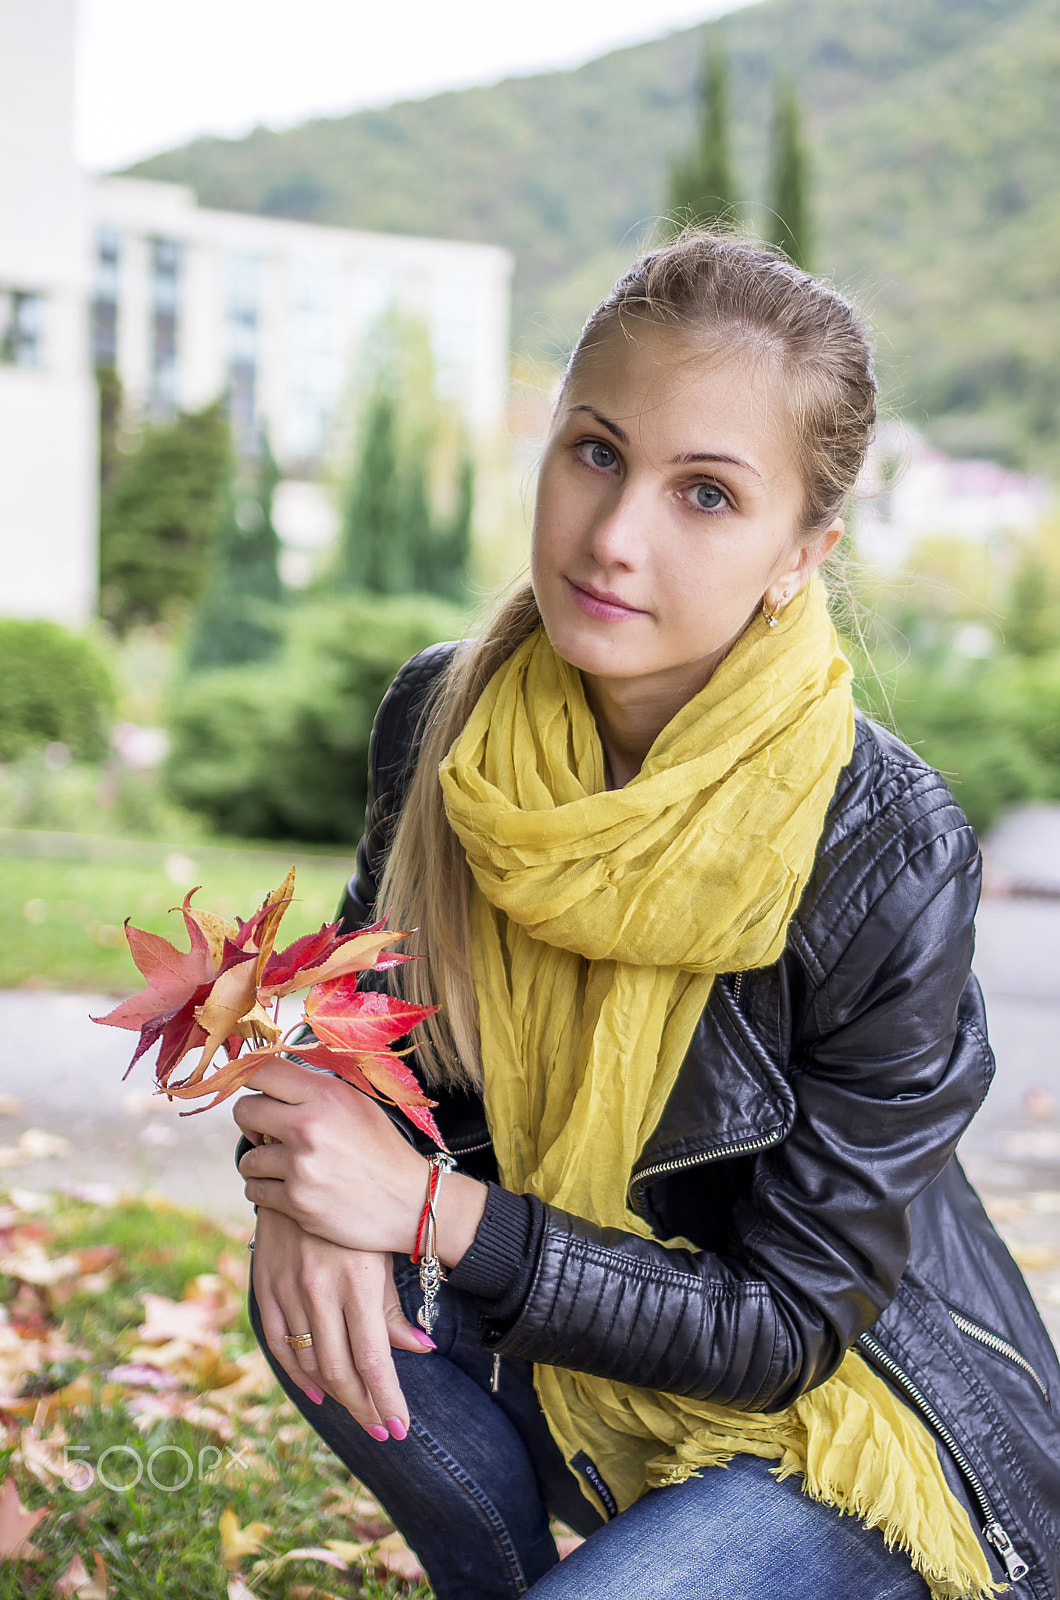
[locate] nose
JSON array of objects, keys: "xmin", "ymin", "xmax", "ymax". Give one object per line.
[{"xmin": 585, "ymin": 479, "xmax": 651, "ymax": 571}]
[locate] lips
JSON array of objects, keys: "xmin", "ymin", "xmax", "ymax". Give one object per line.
[{"xmin": 567, "ymin": 578, "xmax": 647, "ymax": 622}]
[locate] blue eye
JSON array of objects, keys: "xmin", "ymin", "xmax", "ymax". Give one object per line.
[
  {"xmin": 589, "ymin": 442, "xmax": 617, "ymax": 469},
  {"xmin": 693, "ymin": 484, "xmax": 726, "ymax": 511}
]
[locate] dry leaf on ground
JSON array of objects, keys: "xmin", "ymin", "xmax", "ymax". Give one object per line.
[
  {"xmin": 219, "ymin": 1506, "xmax": 272, "ymax": 1570},
  {"xmin": 0, "ymin": 1472, "xmax": 50, "ymax": 1559}
]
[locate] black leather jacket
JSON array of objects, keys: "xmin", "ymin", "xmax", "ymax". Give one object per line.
[{"xmin": 340, "ymin": 645, "xmax": 1060, "ymax": 1598}]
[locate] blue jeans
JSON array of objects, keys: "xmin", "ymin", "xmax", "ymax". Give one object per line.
[{"xmin": 250, "ymin": 1257, "xmax": 932, "ymax": 1600}]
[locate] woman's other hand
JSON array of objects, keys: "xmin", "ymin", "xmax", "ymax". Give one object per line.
[
  {"xmin": 250, "ymin": 1205, "xmax": 433, "ymax": 1439},
  {"xmin": 234, "ymin": 1059, "xmax": 487, "ymax": 1265}
]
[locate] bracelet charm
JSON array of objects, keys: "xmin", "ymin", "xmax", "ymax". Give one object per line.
[{"xmin": 412, "ymin": 1152, "xmax": 456, "ymax": 1334}]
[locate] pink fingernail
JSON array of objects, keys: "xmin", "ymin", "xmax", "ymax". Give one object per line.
[
  {"xmin": 366, "ymin": 1424, "xmax": 390, "ymax": 1442},
  {"xmin": 386, "ymin": 1416, "xmax": 408, "ymax": 1442},
  {"xmin": 304, "ymin": 1384, "xmax": 324, "ymax": 1405},
  {"xmin": 410, "ymin": 1330, "xmax": 436, "ymax": 1351}
]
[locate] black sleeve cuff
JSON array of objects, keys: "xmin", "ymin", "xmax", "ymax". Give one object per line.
[{"xmin": 446, "ymin": 1182, "xmax": 544, "ymax": 1308}]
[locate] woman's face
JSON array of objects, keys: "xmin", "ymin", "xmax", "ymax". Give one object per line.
[{"xmin": 530, "ymin": 323, "xmax": 837, "ymax": 706}]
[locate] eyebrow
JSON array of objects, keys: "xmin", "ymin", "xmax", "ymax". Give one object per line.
[{"xmin": 567, "ymin": 405, "xmax": 762, "ymax": 479}]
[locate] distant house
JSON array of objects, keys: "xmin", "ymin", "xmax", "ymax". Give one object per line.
[
  {"xmin": 0, "ymin": 0, "xmax": 512, "ymax": 624},
  {"xmin": 857, "ymin": 423, "xmax": 1052, "ymax": 572}
]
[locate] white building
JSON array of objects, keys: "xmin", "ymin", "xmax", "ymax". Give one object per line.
[
  {"xmin": 0, "ymin": 0, "xmax": 512, "ymax": 624},
  {"xmin": 91, "ymin": 177, "xmax": 512, "ymax": 465},
  {"xmin": 0, "ymin": 0, "xmax": 98, "ymax": 627},
  {"xmin": 856, "ymin": 423, "xmax": 1052, "ymax": 572}
]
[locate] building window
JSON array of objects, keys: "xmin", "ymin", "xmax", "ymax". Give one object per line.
[
  {"xmin": 149, "ymin": 237, "xmax": 182, "ymax": 417},
  {"xmin": 92, "ymin": 228, "xmax": 121, "ymax": 370},
  {"xmin": 287, "ymin": 257, "xmax": 343, "ymax": 464},
  {"xmin": 225, "ymin": 252, "xmax": 263, "ymax": 452},
  {"xmin": 0, "ymin": 289, "xmax": 44, "ymax": 368}
]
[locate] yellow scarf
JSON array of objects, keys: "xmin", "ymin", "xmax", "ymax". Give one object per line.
[{"xmin": 439, "ymin": 583, "xmax": 995, "ymax": 1600}]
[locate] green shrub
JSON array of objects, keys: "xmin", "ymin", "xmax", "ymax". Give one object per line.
[
  {"xmin": 0, "ymin": 620, "xmax": 115, "ymax": 762},
  {"xmin": 856, "ymin": 646, "xmax": 1060, "ymax": 834},
  {"xmin": 99, "ymin": 401, "xmax": 232, "ymax": 632},
  {"xmin": 166, "ymin": 591, "xmax": 465, "ymax": 841}
]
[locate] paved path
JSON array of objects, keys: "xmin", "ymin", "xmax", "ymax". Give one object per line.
[{"xmin": 1, "ymin": 895, "xmax": 1057, "ymax": 1340}]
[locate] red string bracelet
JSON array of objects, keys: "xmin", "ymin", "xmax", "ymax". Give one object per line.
[{"xmin": 412, "ymin": 1152, "xmax": 456, "ymax": 1333}]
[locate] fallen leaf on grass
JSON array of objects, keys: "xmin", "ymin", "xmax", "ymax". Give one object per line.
[
  {"xmin": 18, "ymin": 1129, "xmax": 74, "ymax": 1161},
  {"xmin": 228, "ymin": 1577, "xmax": 265, "ymax": 1600},
  {"xmin": 219, "ymin": 1507, "xmax": 272, "ymax": 1570},
  {"xmin": 125, "ymin": 1392, "xmax": 236, "ymax": 1443},
  {"xmin": 251, "ymin": 1543, "xmax": 358, "ymax": 1581},
  {"xmin": 368, "ymin": 1529, "xmax": 426, "ymax": 1582},
  {"xmin": 11, "ymin": 1420, "xmax": 88, "ymax": 1491},
  {"xmin": 0, "ymin": 1241, "xmax": 82, "ymax": 1287},
  {"xmin": 135, "ymin": 1291, "xmax": 228, "ymax": 1346},
  {"xmin": 106, "ymin": 1363, "xmax": 182, "ymax": 1390},
  {"xmin": 55, "ymin": 1550, "xmax": 108, "ymax": 1597},
  {"xmin": 0, "ymin": 1472, "xmax": 49, "ymax": 1559},
  {"xmin": 2, "ymin": 1376, "xmax": 118, "ymax": 1423}
]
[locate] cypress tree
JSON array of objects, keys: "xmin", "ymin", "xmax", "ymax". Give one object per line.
[
  {"xmin": 668, "ymin": 39, "xmax": 736, "ymax": 229},
  {"xmin": 186, "ymin": 433, "xmax": 284, "ymax": 671},
  {"xmin": 337, "ymin": 393, "xmax": 402, "ymax": 594},
  {"xmin": 767, "ymin": 81, "xmax": 812, "ymax": 270},
  {"xmin": 99, "ymin": 400, "xmax": 231, "ymax": 633},
  {"xmin": 336, "ymin": 320, "xmax": 475, "ymax": 603}
]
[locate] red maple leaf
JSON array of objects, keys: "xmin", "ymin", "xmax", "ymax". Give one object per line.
[
  {"xmin": 304, "ymin": 977, "xmax": 436, "ymax": 1052},
  {"xmin": 92, "ymin": 891, "xmax": 219, "ymax": 1079},
  {"xmin": 258, "ymin": 922, "xmax": 413, "ymax": 1001},
  {"xmin": 96, "ymin": 868, "xmax": 444, "ymax": 1147}
]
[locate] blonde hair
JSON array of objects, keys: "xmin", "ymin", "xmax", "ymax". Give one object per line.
[{"xmin": 379, "ymin": 231, "xmax": 877, "ymax": 1091}]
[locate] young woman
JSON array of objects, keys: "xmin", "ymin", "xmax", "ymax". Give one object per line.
[{"xmin": 233, "ymin": 234, "xmax": 1060, "ymax": 1600}]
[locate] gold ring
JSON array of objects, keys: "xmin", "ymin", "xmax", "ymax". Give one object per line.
[{"xmin": 284, "ymin": 1332, "xmax": 313, "ymax": 1350}]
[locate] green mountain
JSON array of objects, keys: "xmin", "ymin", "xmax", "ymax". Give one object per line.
[{"xmin": 128, "ymin": 0, "xmax": 1060, "ymax": 467}]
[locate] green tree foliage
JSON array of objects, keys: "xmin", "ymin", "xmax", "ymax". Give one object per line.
[
  {"xmin": 668, "ymin": 41, "xmax": 736, "ymax": 229},
  {"xmin": 96, "ymin": 365, "xmax": 123, "ymax": 495},
  {"xmin": 0, "ymin": 621, "xmax": 114, "ymax": 762},
  {"xmin": 1004, "ymin": 525, "xmax": 1060, "ymax": 656},
  {"xmin": 186, "ymin": 435, "xmax": 284, "ymax": 672},
  {"xmin": 166, "ymin": 591, "xmax": 465, "ymax": 840},
  {"xmin": 337, "ymin": 319, "xmax": 475, "ymax": 604},
  {"xmin": 99, "ymin": 402, "xmax": 231, "ymax": 633},
  {"xmin": 766, "ymin": 82, "xmax": 811, "ymax": 269}
]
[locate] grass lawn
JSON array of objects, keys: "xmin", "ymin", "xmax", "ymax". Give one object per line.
[
  {"xmin": 0, "ymin": 846, "xmax": 356, "ymax": 993},
  {"xmin": 0, "ymin": 1188, "xmax": 432, "ymax": 1598}
]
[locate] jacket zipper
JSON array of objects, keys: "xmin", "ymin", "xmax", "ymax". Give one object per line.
[
  {"xmin": 453, "ymin": 1137, "xmax": 492, "ymax": 1155},
  {"xmin": 858, "ymin": 1331, "xmax": 1030, "ymax": 1583},
  {"xmin": 630, "ymin": 1128, "xmax": 783, "ymax": 1195},
  {"xmin": 949, "ymin": 1311, "xmax": 1049, "ymax": 1401}
]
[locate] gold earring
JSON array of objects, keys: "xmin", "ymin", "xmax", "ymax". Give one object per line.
[{"xmin": 763, "ymin": 589, "xmax": 790, "ymax": 628}]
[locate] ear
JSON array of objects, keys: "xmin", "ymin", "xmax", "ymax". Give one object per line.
[{"xmin": 764, "ymin": 519, "xmax": 844, "ymax": 613}]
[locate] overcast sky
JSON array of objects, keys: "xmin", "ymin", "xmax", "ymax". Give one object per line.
[{"xmin": 75, "ymin": 0, "xmax": 759, "ymax": 172}]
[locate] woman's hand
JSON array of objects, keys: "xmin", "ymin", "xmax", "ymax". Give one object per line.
[
  {"xmin": 250, "ymin": 1205, "xmax": 433, "ymax": 1439},
  {"xmin": 234, "ymin": 1060, "xmax": 488, "ymax": 1265}
]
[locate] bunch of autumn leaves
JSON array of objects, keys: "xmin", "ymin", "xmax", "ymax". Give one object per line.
[{"xmin": 93, "ymin": 867, "xmax": 444, "ymax": 1146}]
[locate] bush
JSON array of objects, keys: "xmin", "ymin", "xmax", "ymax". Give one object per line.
[
  {"xmin": 856, "ymin": 646, "xmax": 1060, "ymax": 834},
  {"xmin": 0, "ymin": 620, "xmax": 115, "ymax": 762},
  {"xmin": 166, "ymin": 591, "xmax": 466, "ymax": 841},
  {"xmin": 99, "ymin": 401, "xmax": 232, "ymax": 633}
]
